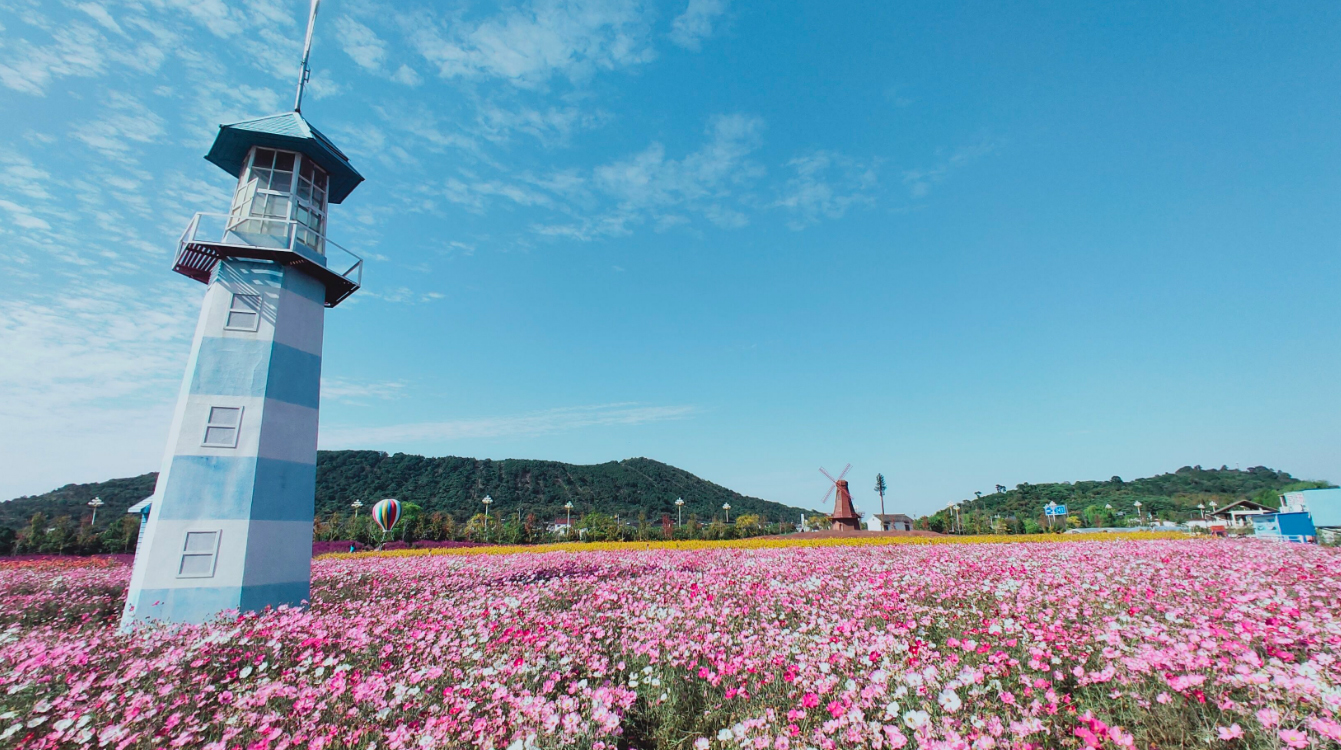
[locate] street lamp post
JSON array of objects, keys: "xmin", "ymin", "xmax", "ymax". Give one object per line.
[
  {"xmin": 723, "ymin": 503, "xmax": 731, "ymax": 523},
  {"xmin": 564, "ymin": 501, "xmax": 574, "ymax": 532},
  {"xmin": 1198, "ymin": 502, "xmax": 1206, "ymax": 521},
  {"xmin": 482, "ymin": 495, "xmax": 493, "ymax": 521},
  {"xmin": 88, "ymin": 496, "xmax": 103, "ymax": 527},
  {"xmin": 351, "ymin": 499, "xmax": 363, "ymax": 518},
  {"xmin": 675, "ymin": 497, "xmax": 684, "ymax": 527},
  {"xmin": 1133, "ymin": 501, "xmax": 1143, "ymax": 527}
]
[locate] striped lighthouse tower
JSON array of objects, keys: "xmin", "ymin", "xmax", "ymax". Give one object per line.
[{"xmin": 122, "ymin": 0, "xmax": 364, "ymax": 628}]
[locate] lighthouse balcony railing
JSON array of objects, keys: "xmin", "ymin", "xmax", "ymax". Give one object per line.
[{"xmin": 175, "ymin": 212, "xmax": 363, "ymax": 307}]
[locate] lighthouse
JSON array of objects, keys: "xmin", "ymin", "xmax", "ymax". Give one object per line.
[{"xmin": 122, "ymin": 0, "xmax": 362, "ymax": 627}]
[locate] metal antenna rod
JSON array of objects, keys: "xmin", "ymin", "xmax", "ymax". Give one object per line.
[{"xmin": 294, "ymin": 0, "xmax": 322, "ymax": 112}]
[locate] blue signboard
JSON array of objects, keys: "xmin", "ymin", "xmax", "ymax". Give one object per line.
[{"xmin": 1044, "ymin": 505, "xmax": 1068, "ymax": 516}]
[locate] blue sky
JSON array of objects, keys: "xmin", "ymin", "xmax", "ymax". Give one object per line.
[{"xmin": 1, "ymin": 0, "xmax": 1338, "ymax": 515}]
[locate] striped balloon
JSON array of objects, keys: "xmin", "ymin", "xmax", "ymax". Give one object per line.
[{"xmin": 372, "ymin": 498, "xmax": 401, "ymax": 533}]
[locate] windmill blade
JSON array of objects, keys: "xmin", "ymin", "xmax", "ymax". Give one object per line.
[
  {"xmin": 819, "ymin": 467, "xmax": 837, "ymax": 483},
  {"xmin": 820, "ymin": 485, "xmax": 835, "ymax": 506},
  {"xmin": 837, "ymin": 463, "xmax": 852, "ymax": 481}
]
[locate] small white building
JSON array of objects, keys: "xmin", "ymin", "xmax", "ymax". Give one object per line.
[
  {"xmin": 867, "ymin": 513, "xmax": 915, "ymax": 532},
  {"xmin": 1204, "ymin": 499, "xmax": 1276, "ymax": 529}
]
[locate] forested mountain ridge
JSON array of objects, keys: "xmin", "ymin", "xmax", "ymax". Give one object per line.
[
  {"xmin": 0, "ymin": 451, "xmax": 808, "ymax": 530},
  {"xmin": 312, "ymin": 451, "xmax": 807, "ymax": 522},
  {"xmin": 0, "ymin": 473, "xmax": 157, "ymax": 532},
  {"xmin": 925, "ymin": 465, "xmax": 1332, "ymax": 532}
]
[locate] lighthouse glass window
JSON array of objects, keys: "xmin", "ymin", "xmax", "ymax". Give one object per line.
[
  {"xmin": 230, "ymin": 148, "xmax": 295, "ymax": 246},
  {"xmin": 293, "ymin": 158, "xmax": 328, "ymax": 254}
]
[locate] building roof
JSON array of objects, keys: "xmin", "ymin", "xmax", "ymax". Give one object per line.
[
  {"xmin": 874, "ymin": 513, "xmax": 914, "ymax": 522},
  {"xmin": 1207, "ymin": 498, "xmax": 1276, "ymax": 517},
  {"xmin": 205, "ymin": 111, "xmax": 364, "ymax": 204},
  {"xmin": 126, "ymin": 496, "xmax": 154, "ymax": 514}
]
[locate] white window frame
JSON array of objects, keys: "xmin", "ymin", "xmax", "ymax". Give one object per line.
[
  {"xmin": 224, "ymin": 292, "xmax": 262, "ymax": 332},
  {"xmin": 201, "ymin": 406, "xmax": 244, "ymax": 448},
  {"xmin": 177, "ymin": 530, "xmax": 221, "ymax": 579}
]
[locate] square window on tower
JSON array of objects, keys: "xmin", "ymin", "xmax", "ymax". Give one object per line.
[
  {"xmin": 202, "ymin": 406, "xmax": 243, "ymax": 448},
  {"xmin": 177, "ymin": 530, "xmax": 221, "ymax": 578},
  {"xmin": 224, "ymin": 293, "xmax": 261, "ymax": 331}
]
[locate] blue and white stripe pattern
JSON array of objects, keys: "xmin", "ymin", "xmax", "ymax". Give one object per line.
[{"xmin": 122, "ymin": 259, "xmax": 325, "ymax": 627}]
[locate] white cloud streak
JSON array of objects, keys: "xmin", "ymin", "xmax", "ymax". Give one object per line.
[
  {"xmin": 668, "ymin": 0, "xmax": 728, "ymax": 51},
  {"xmin": 335, "ymin": 17, "xmax": 387, "ymax": 73},
  {"xmin": 0, "ymin": 281, "xmax": 201, "ymax": 499},
  {"xmin": 408, "ymin": 0, "xmax": 658, "ymax": 87},
  {"xmin": 774, "ymin": 151, "xmax": 878, "ymax": 230}
]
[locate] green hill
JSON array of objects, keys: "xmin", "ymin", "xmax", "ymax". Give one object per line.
[
  {"xmin": 312, "ymin": 451, "xmax": 806, "ymax": 523},
  {"xmin": 927, "ymin": 465, "xmax": 1332, "ymax": 532},
  {"xmin": 0, "ymin": 451, "xmax": 808, "ymax": 531}
]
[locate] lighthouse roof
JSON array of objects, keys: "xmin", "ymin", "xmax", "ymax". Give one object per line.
[{"xmin": 205, "ymin": 111, "xmax": 364, "ymax": 204}]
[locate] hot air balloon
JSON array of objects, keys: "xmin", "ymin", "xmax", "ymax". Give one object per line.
[{"xmin": 372, "ymin": 498, "xmax": 401, "ymax": 538}]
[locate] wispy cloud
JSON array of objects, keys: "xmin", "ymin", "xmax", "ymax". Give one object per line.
[
  {"xmin": 71, "ymin": 92, "xmax": 166, "ymax": 161},
  {"xmin": 0, "ymin": 22, "xmax": 107, "ymax": 95},
  {"xmin": 321, "ymin": 402, "xmax": 698, "ymax": 447},
  {"xmin": 407, "ymin": 0, "xmax": 659, "ymax": 87},
  {"xmin": 774, "ymin": 151, "xmax": 878, "ymax": 230},
  {"xmin": 902, "ymin": 136, "xmax": 999, "ymax": 198},
  {"xmin": 531, "ymin": 112, "xmax": 765, "ymax": 238},
  {"xmin": 321, "ymin": 377, "xmax": 408, "ymax": 405},
  {"xmin": 0, "ymin": 281, "xmax": 201, "ymax": 498},
  {"xmin": 669, "ymin": 0, "xmax": 729, "ymax": 51},
  {"xmin": 335, "ymin": 17, "xmax": 387, "ymax": 73}
]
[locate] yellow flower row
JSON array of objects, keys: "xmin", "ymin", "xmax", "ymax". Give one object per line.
[{"xmin": 316, "ymin": 532, "xmax": 1187, "ymax": 560}]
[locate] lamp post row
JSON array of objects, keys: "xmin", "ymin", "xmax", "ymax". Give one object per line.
[{"xmin": 343, "ymin": 494, "xmax": 729, "ymax": 537}]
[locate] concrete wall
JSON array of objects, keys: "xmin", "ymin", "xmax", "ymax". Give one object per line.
[{"xmin": 122, "ymin": 259, "xmax": 325, "ymax": 627}]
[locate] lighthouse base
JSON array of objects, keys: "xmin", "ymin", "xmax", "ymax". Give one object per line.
[{"xmin": 121, "ymin": 258, "xmax": 325, "ymax": 630}]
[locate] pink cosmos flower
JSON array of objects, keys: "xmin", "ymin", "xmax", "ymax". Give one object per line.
[
  {"xmin": 883, "ymin": 726, "xmax": 908, "ymax": 749},
  {"xmin": 1278, "ymin": 729, "xmax": 1308, "ymax": 749},
  {"xmin": 1257, "ymin": 708, "xmax": 1281, "ymax": 729},
  {"xmin": 1309, "ymin": 718, "xmax": 1341, "ymax": 742},
  {"xmin": 1217, "ymin": 724, "xmax": 1244, "ymax": 740},
  {"xmin": 1109, "ymin": 726, "xmax": 1134, "ymax": 748}
]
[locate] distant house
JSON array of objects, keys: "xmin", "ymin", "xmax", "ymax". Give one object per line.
[
  {"xmin": 869, "ymin": 513, "xmax": 915, "ymax": 532},
  {"xmin": 547, "ymin": 517, "xmax": 573, "ymax": 537},
  {"xmin": 126, "ymin": 495, "xmax": 154, "ymax": 550},
  {"xmin": 1280, "ymin": 488, "xmax": 1341, "ymax": 528},
  {"xmin": 1205, "ymin": 499, "xmax": 1276, "ymax": 529},
  {"xmin": 1251, "ymin": 512, "xmax": 1316, "ymax": 543}
]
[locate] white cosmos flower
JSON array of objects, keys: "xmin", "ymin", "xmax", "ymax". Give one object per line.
[
  {"xmin": 938, "ymin": 688, "xmax": 962, "ymax": 713},
  {"xmin": 903, "ymin": 710, "xmax": 930, "ymax": 729},
  {"xmin": 884, "ymin": 700, "xmax": 901, "ymax": 718}
]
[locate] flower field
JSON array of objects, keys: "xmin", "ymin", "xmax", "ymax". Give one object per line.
[{"xmin": 3, "ymin": 539, "xmax": 1340, "ymax": 750}]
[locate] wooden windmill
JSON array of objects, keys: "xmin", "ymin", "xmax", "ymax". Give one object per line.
[{"xmin": 820, "ymin": 464, "xmax": 863, "ymax": 531}]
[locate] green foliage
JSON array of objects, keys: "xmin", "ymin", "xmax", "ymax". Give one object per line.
[
  {"xmin": 311, "ymin": 451, "xmax": 808, "ymax": 526},
  {"xmin": 1, "ymin": 451, "xmax": 808, "ymax": 552},
  {"xmin": 0, "ymin": 473, "xmax": 156, "ymax": 532},
  {"xmin": 929, "ymin": 465, "xmax": 1332, "ymax": 533}
]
